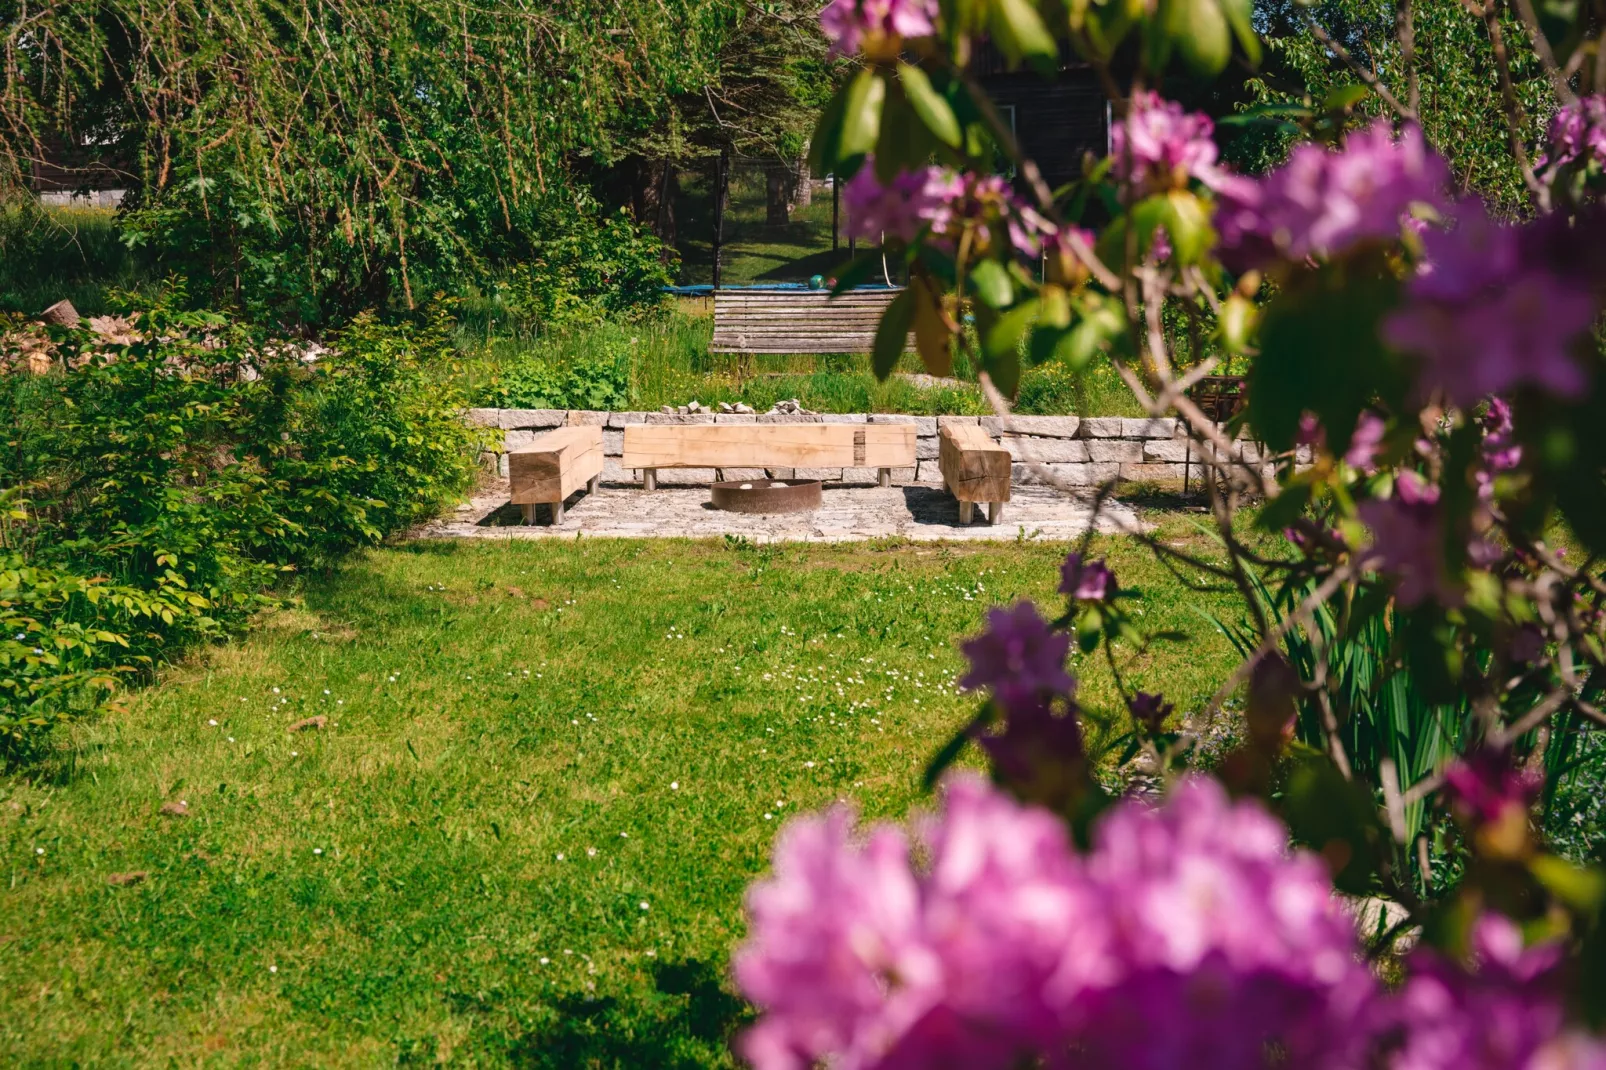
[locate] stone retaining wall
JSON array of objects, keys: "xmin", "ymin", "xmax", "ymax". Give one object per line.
[{"xmin": 465, "ymin": 408, "xmax": 1290, "ymax": 487}]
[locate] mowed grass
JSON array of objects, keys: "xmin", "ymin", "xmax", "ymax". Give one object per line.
[{"xmin": 0, "ymin": 530, "xmax": 1241, "ymax": 1066}]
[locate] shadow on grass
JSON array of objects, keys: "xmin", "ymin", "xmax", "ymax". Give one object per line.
[{"xmin": 508, "ymin": 958, "xmax": 751, "ymax": 1070}]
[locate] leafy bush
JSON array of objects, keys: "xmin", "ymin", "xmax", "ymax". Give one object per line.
[
  {"xmin": 482, "ymin": 327, "xmax": 634, "ymax": 411},
  {"xmin": 499, "ymin": 195, "xmax": 675, "ymax": 331},
  {"xmin": 0, "ymin": 299, "xmax": 480, "ymax": 759}
]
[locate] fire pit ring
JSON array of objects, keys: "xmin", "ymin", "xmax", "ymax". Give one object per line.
[{"xmin": 710, "ymin": 479, "xmax": 822, "ymax": 514}]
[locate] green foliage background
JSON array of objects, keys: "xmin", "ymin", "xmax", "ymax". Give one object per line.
[{"xmin": 0, "ymin": 300, "xmax": 480, "ymax": 758}]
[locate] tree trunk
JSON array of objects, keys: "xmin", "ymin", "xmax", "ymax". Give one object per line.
[
  {"xmin": 765, "ymin": 162, "xmax": 790, "ymax": 225},
  {"xmin": 790, "ymin": 157, "xmax": 811, "ymax": 208}
]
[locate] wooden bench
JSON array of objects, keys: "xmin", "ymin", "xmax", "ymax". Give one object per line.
[
  {"xmin": 509, "ymin": 426, "xmax": 604, "ymax": 524},
  {"xmin": 708, "ymin": 289, "xmax": 913, "ymax": 355},
  {"xmin": 621, "ymin": 423, "xmax": 916, "ymax": 489},
  {"xmin": 938, "ymin": 424, "xmax": 1011, "ymax": 525}
]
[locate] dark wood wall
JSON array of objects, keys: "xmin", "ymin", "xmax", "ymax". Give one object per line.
[
  {"xmin": 29, "ymin": 133, "xmax": 135, "ymax": 193},
  {"xmin": 981, "ymin": 66, "xmax": 1109, "ymax": 192}
]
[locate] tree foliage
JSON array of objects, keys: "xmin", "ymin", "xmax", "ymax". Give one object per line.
[{"xmin": 0, "ymin": 0, "xmax": 779, "ymax": 323}]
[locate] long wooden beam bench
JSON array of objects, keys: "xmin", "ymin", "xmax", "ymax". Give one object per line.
[
  {"xmin": 621, "ymin": 423, "xmax": 916, "ymax": 489},
  {"xmin": 938, "ymin": 423, "xmax": 1011, "ymax": 525},
  {"xmin": 509, "ymin": 425, "xmax": 604, "ymax": 525},
  {"xmin": 709, "ymin": 289, "xmax": 914, "ymax": 355}
]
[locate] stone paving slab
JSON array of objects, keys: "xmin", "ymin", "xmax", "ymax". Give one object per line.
[{"xmin": 416, "ymin": 479, "xmax": 1144, "ymax": 543}]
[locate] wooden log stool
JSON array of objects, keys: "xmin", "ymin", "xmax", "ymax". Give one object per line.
[
  {"xmin": 938, "ymin": 423, "xmax": 1011, "ymax": 525},
  {"xmin": 509, "ymin": 426, "xmax": 604, "ymax": 525}
]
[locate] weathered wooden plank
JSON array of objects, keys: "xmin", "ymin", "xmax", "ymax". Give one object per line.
[
  {"xmin": 622, "ymin": 423, "xmax": 915, "ymax": 469},
  {"xmin": 939, "ymin": 423, "xmax": 1012, "ymax": 503},
  {"xmin": 711, "ymin": 290, "xmax": 910, "ymax": 356},
  {"xmin": 509, "ymin": 425, "xmax": 604, "ymax": 505}
]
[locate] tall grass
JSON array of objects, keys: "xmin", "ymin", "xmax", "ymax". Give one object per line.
[
  {"xmin": 0, "ymin": 203, "xmax": 158, "ymax": 316},
  {"xmin": 460, "ymin": 302, "xmax": 1145, "ymax": 416}
]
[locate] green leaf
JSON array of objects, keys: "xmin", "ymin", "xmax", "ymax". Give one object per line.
[
  {"xmin": 988, "ymin": 0, "xmax": 1060, "ymax": 71},
  {"xmin": 1253, "ymin": 481, "xmax": 1312, "ymax": 532},
  {"xmin": 969, "ymin": 259, "xmax": 1014, "ymax": 308},
  {"xmin": 1063, "ymin": 296, "xmax": 1125, "ymax": 369},
  {"xmin": 1528, "ymin": 854, "xmax": 1606, "ymax": 913},
  {"xmin": 896, "ymin": 63, "xmax": 962, "ymax": 148},
  {"xmin": 1162, "ymin": 0, "xmax": 1231, "ymax": 76},
  {"xmin": 1248, "ymin": 258, "xmax": 1407, "ymax": 452},
  {"xmin": 982, "ymin": 346, "xmax": 1023, "ymax": 399},
  {"xmin": 1322, "ymin": 84, "xmax": 1371, "ymax": 112},
  {"xmin": 842, "ymin": 70, "xmax": 888, "ymax": 160},
  {"xmin": 1162, "ymin": 189, "xmax": 1214, "ymax": 264},
  {"xmin": 1282, "ymin": 755, "xmax": 1387, "ymax": 895},
  {"xmin": 1219, "ymin": 0, "xmax": 1261, "ymax": 65},
  {"xmin": 983, "ymin": 298, "xmax": 1041, "ymax": 359},
  {"xmin": 810, "ymin": 70, "xmax": 886, "ymax": 176},
  {"xmin": 807, "ymin": 82, "xmax": 850, "ymax": 177},
  {"xmin": 871, "ymin": 286, "xmax": 917, "ymax": 381}
]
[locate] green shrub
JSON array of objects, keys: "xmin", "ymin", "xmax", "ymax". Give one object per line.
[
  {"xmin": 0, "ymin": 300, "xmax": 480, "ymax": 759},
  {"xmin": 500, "ymin": 196, "xmax": 675, "ymax": 331},
  {"xmin": 482, "ymin": 327, "xmax": 634, "ymax": 411}
]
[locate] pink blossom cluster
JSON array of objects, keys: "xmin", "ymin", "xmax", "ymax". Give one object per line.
[
  {"xmin": 819, "ymin": 0, "xmax": 937, "ymax": 57},
  {"xmin": 737, "ymin": 773, "xmax": 1606, "ymax": 1069},
  {"xmin": 1357, "ymin": 470, "xmax": 1456, "ymax": 607},
  {"xmin": 842, "ymin": 163, "xmax": 964, "ymax": 244},
  {"xmin": 1383, "ymin": 200, "xmax": 1597, "ymax": 407},
  {"xmin": 1058, "ymin": 552, "xmax": 1114, "ymax": 601},
  {"xmin": 1537, "ymin": 94, "xmax": 1606, "ymax": 176},
  {"xmin": 843, "ymin": 161, "xmax": 1050, "ymax": 256},
  {"xmin": 1216, "ymin": 122, "xmax": 1448, "ymax": 266},
  {"xmin": 959, "ymin": 601, "xmax": 1074, "ymax": 715},
  {"xmin": 735, "ymin": 774, "xmax": 1375, "ymax": 1070},
  {"xmin": 1385, "ymin": 916, "xmax": 1602, "ymax": 1070},
  {"xmin": 1112, "ymin": 91, "xmax": 1226, "ymax": 192}
]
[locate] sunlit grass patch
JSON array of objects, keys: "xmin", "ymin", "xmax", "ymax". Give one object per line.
[{"xmin": 0, "ymin": 529, "xmax": 1239, "ymax": 1065}]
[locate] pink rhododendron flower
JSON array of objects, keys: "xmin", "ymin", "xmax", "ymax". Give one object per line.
[
  {"xmin": 974, "ymin": 694, "xmax": 1088, "ymax": 810},
  {"xmin": 1345, "ymin": 411, "xmax": 1387, "ymax": 471},
  {"xmin": 843, "ymin": 164, "xmax": 1045, "ymax": 257},
  {"xmin": 1445, "ymin": 742, "xmax": 1541, "ymax": 835},
  {"xmin": 1216, "ymin": 121, "xmax": 1448, "ymax": 266},
  {"xmin": 1528, "ymin": 1033, "xmax": 1606, "ymax": 1070},
  {"xmin": 1128, "ymin": 691, "xmax": 1174, "ymax": 734},
  {"xmin": 734, "ymin": 807, "xmax": 934, "ymax": 1070},
  {"xmin": 843, "ymin": 162, "xmax": 963, "ymax": 244},
  {"xmin": 735, "ymin": 775, "xmax": 1105, "ymax": 1070},
  {"xmin": 819, "ymin": 0, "xmax": 937, "ymax": 57},
  {"xmin": 1059, "ymin": 552, "xmax": 1114, "ymax": 601},
  {"xmin": 938, "ymin": 172, "xmax": 1049, "ymax": 256},
  {"xmin": 1388, "ymin": 916, "xmax": 1570, "ymax": 1070},
  {"xmin": 1384, "ymin": 200, "xmax": 1597, "ymax": 406},
  {"xmin": 1358, "ymin": 471, "xmax": 1457, "ymax": 606},
  {"xmin": 959, "ymin": 602, "xmax": 1075, "ymax": 712},
  {"xmin": 1537, "ymin": 94, "xmax": 1606, "ymax": 175},
  {"xmin": 737, "ymin": 776, "xmax": 1376, "ymax": 1070},
  {"xmin": 1112, "ymin": 91, "xmax": 1224, "ymax": 191}
]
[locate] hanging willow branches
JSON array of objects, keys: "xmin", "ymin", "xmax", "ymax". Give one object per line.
[{"xmin": 0, "ymin": 0, "xmax": 751, "ymax": 319}]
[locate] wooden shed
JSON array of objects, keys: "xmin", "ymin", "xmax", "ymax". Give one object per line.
[{"xmin": 970, "ymin": 43, "xmax": 1110, "ymax": 192}]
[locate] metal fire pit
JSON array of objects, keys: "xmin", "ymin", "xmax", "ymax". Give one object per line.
[{"xmin": 710, "ymin": 479, "xmax": 822, "ymax": 514}]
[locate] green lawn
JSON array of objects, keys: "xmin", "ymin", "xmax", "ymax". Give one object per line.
[{"xmin": 0, "ymin": 530, "xmax": 1240, "ymax": 1066}]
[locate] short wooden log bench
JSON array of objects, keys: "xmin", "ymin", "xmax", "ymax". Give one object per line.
[
  {"xmin": 509, "ymin": 425, "xmax": 604, "ymax": 525},
  {"xmin": 708, "ymin": 289, "xmax": 913, "ymax": 355},
  {"xmin": 938, "ymin": 423, "xmax": 1011, "ymax": 525},
  {"xmin": 621, "ymin": 423, "xmax": 916, "ymax": 489}
]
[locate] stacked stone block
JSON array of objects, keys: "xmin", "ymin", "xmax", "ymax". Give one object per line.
[{"xmin": 466, "ymin": 408, "xmax": 1290, "ymax": 486}]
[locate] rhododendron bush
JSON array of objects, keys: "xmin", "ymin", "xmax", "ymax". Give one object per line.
[{"xmin": 733, "ymin": 0, "xmax": 1606, "ymax": 1065}]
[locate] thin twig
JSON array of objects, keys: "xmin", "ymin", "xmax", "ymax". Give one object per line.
[{"xmin": 1305, "ymin": 16, "xmax": 1418, "ymax": 121}]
